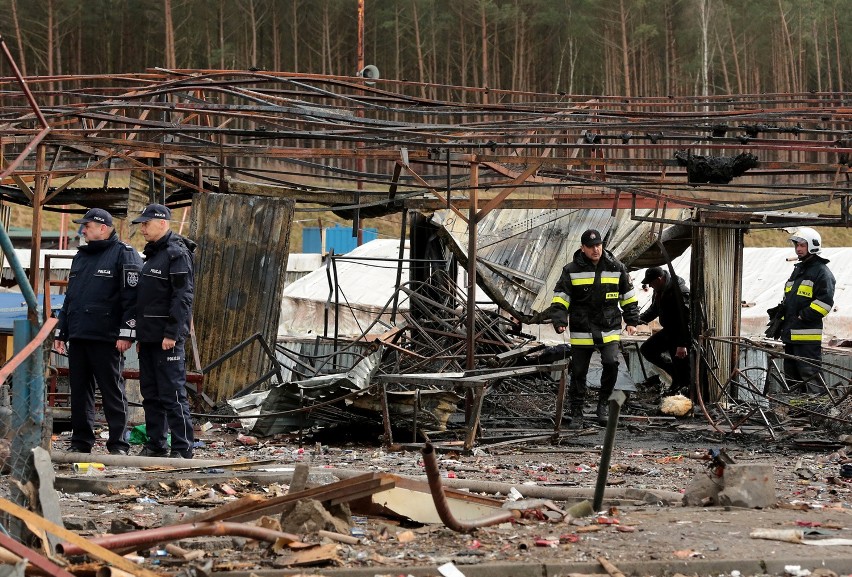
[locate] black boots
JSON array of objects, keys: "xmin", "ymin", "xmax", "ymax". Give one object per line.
[
  {"xmin": 566, "ymin": 405, "xmax": 584, "ymax": 429},
  {"xmin": 596, "ymin": 400, "xmax": 609, "ymax": 425}
]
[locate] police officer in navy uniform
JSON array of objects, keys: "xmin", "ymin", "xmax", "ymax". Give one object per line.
[
  {"xmin": 132, "ymin": 203, "xmax": 197, "ymax": 458},
  {"xmin": 55, "ymin": 208, "xmax": 142, "ymax": 455}
]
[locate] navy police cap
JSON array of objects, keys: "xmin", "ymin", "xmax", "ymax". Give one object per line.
[
  {"xmin": 72, "ymin": 208, "xmax": 113, "ymax": 227},
  {"xmin": 132, "ymin": 203, "xmax": 172, "ymax": 223}
]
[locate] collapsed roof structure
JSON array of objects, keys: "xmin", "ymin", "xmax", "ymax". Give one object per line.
[{"xmin": 1, "ymin": 34, "xmax": 852, "ymax": 445}]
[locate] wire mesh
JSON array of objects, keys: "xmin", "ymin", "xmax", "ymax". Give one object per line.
[{"xmin": 2, "ymin": 321, "xmax": 51, "ymax": 542}]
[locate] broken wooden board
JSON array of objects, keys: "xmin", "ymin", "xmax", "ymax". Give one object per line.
[{"xmin": 358, "ymin": 474, "xmax": 507, "ymax": 525}]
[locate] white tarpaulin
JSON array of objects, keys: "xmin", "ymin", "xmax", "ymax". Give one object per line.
[{"xmin": 278, "ymin": 239, "xmax": 410, "ymax": 338}]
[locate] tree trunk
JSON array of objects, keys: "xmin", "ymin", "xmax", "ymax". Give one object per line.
[
  {"xmin": 698, "ymin": 0, "xmax": 709, "ymax": 98},
  {"xmin": 272, "ymin": 1, "xmax": 280, "ymax": 72},
  {"xmin": 480, "ymin": 0, "xmax": 489, "ymax": 103},
  {"xmin": 219, "ymin": 0, "xmax": 226, "ymax": 69},
  {"xmin": 164, "ymin": 0, "xmax": 177, "ymax": 69},
  {"xmin": 10, "ymin": 0, "xmax": 27, "ymax": 76},
  {"xmin": 47, "ymin": 0, "xmax": 55, "ymax": 104},
  {"xmin": 833, "ymin": 7, "xmax": 843, "ymax": 91},
  {"xmin": 394, "ymin": 4, "xmax": 400, "ymax": 83},
  {"xmin": 619, "ymin": 0, "xmax": 631, "ymax": 97},
  {"xmin": 776, "ymin": 0, "xmax": 797, "ymax": 93},
  {"xmin": 292, "ymin": 0, "xmax": 299, "ymax": 71},
  {"xmin": 412, "ymin": 0, "xmax": 427, "ymax": 98},
  {"xmin": 726, "ymin": 12, "xmax": 743, "ymax": 94},
  {"xmin": 715, "ymin": 29, "xmax": 731, "ymax": 95},
  {"xmin": 812, "ymin": 20, "xmax": 821, "ymax": 92},
  {"xmin": 248, "ymin": 0, "xmax": 258, "ymax": 69}
]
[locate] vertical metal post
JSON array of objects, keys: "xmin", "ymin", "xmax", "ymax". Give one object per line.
[
  {"xmin": 465, "ymin": 162, "xmax": 479, "ymax": 370},
  {"xmin": 9, "ymin": 319, "xmax": 43, "ymax": 540},
  {"xmin": 391, "ymin": 208, "xmax": 408, "ymax": 325},
  {"xmin": 28, "ymin": 145, "xmax": 46, "ymax": 322},
  {"xmin": 593, "ymin": 390, "xmax": 626, "ymax": 512},
  {"xmin": 354, "ymin": 0, "xmax": 365, "ymax": 245}
]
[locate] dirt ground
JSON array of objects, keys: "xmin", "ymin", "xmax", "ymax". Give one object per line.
[{"xmin": 22, "ymin": 411, "xmax": 852, "ymax": 577}]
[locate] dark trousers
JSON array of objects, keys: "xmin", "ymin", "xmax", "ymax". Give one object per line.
[
  {"xmin": 138, "ymin": 340, "xmax": 194, "ymax": 456},
  {"xmin": 569, "ymin": 342, "xmax": 620, "ymax": 408},
  {"xmin": 68, "ymin": 339, "xmax": 129, "ymax": 453},
  {"xmin": 783, "ymin": 342, "xmax": 824, "ymax": 393},
  {"xmin": 640, "ymin": 330, "xmax": 691, "ymax": 392}
]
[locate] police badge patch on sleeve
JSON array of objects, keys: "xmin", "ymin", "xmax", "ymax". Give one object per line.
[{"xmin": 126, "ymin": 270, "xmax": 139, "ymax": 287}]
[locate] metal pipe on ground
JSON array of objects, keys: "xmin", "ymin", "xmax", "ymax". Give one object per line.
[
  {"xmin": 57, "ymin": 521, "xmax": 302, "ymax": 557},
  {"xmin": 421, "ymin": 442, "xmax": 518, "ymax": 533},
  {"xmin": 50, "ymin": 452, "xmax": 254, "ymax": 469},
  {"xmin": 593, "ymin": 390, "xmax": 628, "ymax": 512},
  {"xmin": 50, "ymin": 453, "xmax": 683, "ymax": 504}
]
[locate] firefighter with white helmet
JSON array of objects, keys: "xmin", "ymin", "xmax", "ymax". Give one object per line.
[{"xmin": 766, "ymin": 227, "xmax": 835, "ymax": 393}]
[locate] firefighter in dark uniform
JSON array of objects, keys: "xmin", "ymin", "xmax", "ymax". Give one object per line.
[
  {"xmin": 638, "ymin": 266, "xmax": 691, "ymax": 396},
  {"xmin": 767, "ymin": 227, "xmax": 835, "ymax": 393},
  {"xmin": 132, "ymin": 203, "xmax": 196, "ymax": 458},
  {"xmin": 550, "ymin": 229, "xmax": 639, "ymax": 428},
  {"xmin": 55, "ymin": 208, "xmax": 142, "ymax": 455}
]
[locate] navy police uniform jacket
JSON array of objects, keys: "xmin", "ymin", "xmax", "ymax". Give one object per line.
[
  {"xmin": 550, "ymin": 248, "xmax": 640, "ymax": 346},
  {"xmin": 137, "ymin": 230, "xmax": 196, "ymax": 343},
  {"xmin": 57, "ymin": 231, "xmax": 143, "ymax": 342},
  {"xmin": 778, "ymin": 255, "xmax": 835, "ymax": 345}
]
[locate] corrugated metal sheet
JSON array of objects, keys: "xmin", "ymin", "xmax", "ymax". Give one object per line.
[
  {"xmin": 432, "ymin": 207, "xmax": 689, "ymax": 318},
  {"xmin": 694, "ymin": 227, "xmax": 743, "ymax": 401},
  {"xmin": 190, "ymin": 192, "xmax": 294, "ymax": 402}
]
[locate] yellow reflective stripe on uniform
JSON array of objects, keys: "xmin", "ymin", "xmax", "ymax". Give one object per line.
[
  {"xmin": 790, "ymin": 328, "xmax": 822, "ymax": 341},
  {"xmin": 784, "ymin": 281, "xmax": 793, "ymax": 293},
  {"xmin": 601, "ymin": 330, "xmax": 621, "ymax": 343},
  {"xmin": 620, "ymin": 288, "xmax": 638, "ymax": 306},
  {"xmin": 810, "ymin": 300, "xmax": 830, "ymax": 316},
  {"xmin": 570, "ymin": 332, "xmax": 594, "ymax": 346},
  {"xmin": 570, "ymin": 271, "xmax": 596, "ymax": 285},
  {"xmin": 600, "ymin": 275, "xmax": 620, "ymax": 285},
  {"xmin": 796, "ymin": 284, "xmax": 813, "ymax": 298},
  {"xmin": 620, "ymin": 295, "xmax": 638, "ymax": 306},
  {"xmin": 552, "ymin": 295, "xmax": 570, "ymax": 309},
  {"xmin": 569, "ymin": 331, "xmax": 622, "ymax": 345}
]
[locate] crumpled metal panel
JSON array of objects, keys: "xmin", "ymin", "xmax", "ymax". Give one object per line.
[
  {"xmin": 251, "ymin": 348, "xmax": 382, "ymax": 436},
  {"xmin": 432, "ymin": 206, "xmax": 685, "ymax": 319}
]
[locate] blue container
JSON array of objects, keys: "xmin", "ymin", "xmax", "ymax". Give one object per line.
[
  {"xmin": 302, "ymin": 226, "xmax": 378, "ymax": 254},
  {"xmin": 325, "ymin": 225, "xmax": 378, "ymax": 254},
  {"xmin": 302, "ymin": 227, "xmax": 322, "ymax": 253}
]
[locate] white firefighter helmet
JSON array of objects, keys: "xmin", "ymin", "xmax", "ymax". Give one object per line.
[{"xmin": 789, "ymin": 227, "xmax": 822, "ymax": 255}]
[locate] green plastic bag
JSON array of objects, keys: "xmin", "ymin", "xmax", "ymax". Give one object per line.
[{"xmin": 128, "ymin": 424, "xmax": 170, "ymax": 446}]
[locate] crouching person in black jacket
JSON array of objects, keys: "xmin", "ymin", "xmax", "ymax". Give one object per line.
[
  {"xmin": 132, "ymin": 204, "xmax": 196, "ymax": 459},
  {"xmin": 637, "ymin": 267, "xmax": 691, "ymax": 396}
]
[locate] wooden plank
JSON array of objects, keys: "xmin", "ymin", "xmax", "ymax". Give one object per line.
[
  {"xmin": 0, "ymin": 496, "xmax": 160, "ymax": 577},
  {"xmin": 326, "ymin": 476, "xmax": 396, "ymax": 506},
  {"xmin": 226, "ymin": 473, "xmax": 394, "ymax": 523},
  {"xmin": 176, "ymin": 493, "xmax": 267, "ymax": 525}
]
